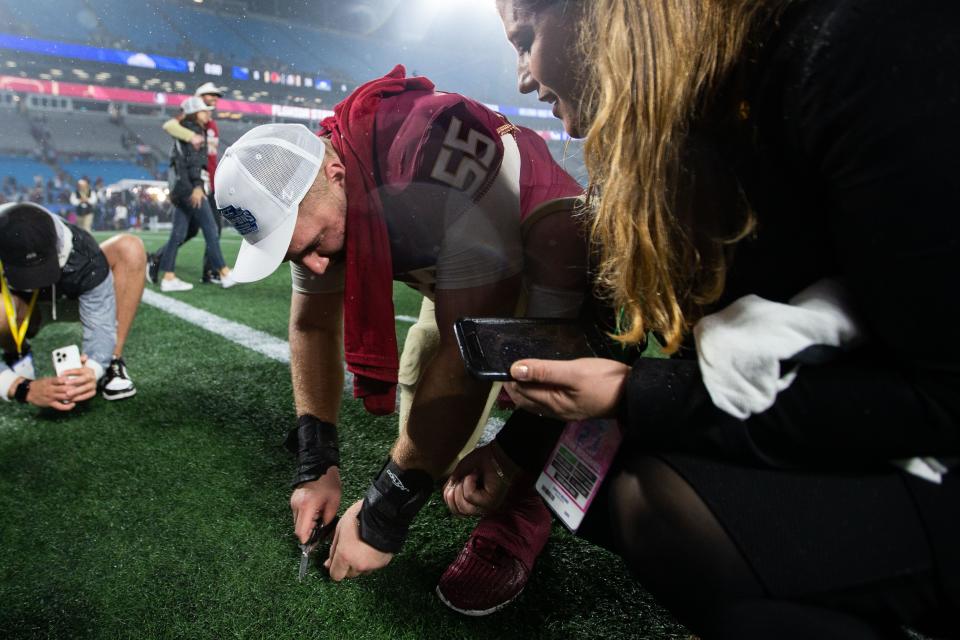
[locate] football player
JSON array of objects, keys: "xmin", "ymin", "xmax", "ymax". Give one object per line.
[{"xmin": 216, "ymin": 66, "xmax": 585, "ymax": 613}]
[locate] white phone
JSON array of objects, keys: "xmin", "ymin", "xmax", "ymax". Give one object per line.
[{"xmin": 52, "ymin": 345, "xmax": 83, "ymax": 377}]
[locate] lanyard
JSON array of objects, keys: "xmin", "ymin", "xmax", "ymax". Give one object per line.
[{"xmin": 0, "ymin": 260, "xmax": 39, "ymax": 357}]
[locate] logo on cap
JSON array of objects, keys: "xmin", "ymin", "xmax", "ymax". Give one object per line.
[{"xmin": 218, "ymin": 205, "xmax": 259, "ymax": 235}]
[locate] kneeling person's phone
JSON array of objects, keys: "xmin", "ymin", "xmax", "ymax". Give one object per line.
[
  {"xmin": 454, "ymin": 318, "xmax": 605, "ymax": 381},
  {"xmin": 52, "ymin": 345, "xmax": 83, "ymax": 377}
]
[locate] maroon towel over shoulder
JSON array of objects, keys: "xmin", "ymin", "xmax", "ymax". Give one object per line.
[{"xmin": 318, "ymin": 65, "xmax": 425, "ymax": 414}]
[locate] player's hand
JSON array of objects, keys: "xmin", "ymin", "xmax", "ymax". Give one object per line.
[
  {"xmin": 190, "ymin": 133, "xmax": 203, "ymax": 150},
  {"xmin": 505, "ymin": 357, "xmax": 631, "ymax": 422},
  {"xmin": 443, "ymin": 441, "xmax": 519, "ymax": 517},
  {"xmin": 325, "ymin": 499, "xmax": 394, "ymax": 581},
  {"xmin": 290, "ymin": 467, "xmax": 341, "ymax": 544},
  {"xmin": 189, "ymin": 187, "xmax": 205, "ymax": 208},
  {"xmin": 26, "ymin": 376, "xmax": 77, "ymax": 411}
]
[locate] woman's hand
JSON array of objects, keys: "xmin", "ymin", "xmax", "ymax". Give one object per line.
[
  {"xmin": 189, "ymin": 187, "xmax": 205, "ymax": 208},
  {"xmin": 505, "ymin": 357, "xmax": 631, "ymax": 422}
]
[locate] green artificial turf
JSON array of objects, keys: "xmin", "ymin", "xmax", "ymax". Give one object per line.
[{"xmin": 0, "ymin": 230, "xmax": 686, "ymax": 639}]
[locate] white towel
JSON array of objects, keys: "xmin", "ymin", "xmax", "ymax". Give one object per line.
[{"xmin": 694, "ymin": 278, "xmax": 948, "ymax": 483}]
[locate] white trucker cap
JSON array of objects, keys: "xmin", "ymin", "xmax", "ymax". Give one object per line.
[{"xmin": 215, "ymin": 123, "xmax": 326, "ymax": 283}]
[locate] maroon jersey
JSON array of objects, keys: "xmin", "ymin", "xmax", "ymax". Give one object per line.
[{"xmin": 372, "ymin": 89, "xmax": 582, "ymax": 289}]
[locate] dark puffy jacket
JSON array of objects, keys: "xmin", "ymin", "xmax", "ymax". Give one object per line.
[{"xmin": 169, "ymin": 118, "xmax": 207, "ymax": 204}]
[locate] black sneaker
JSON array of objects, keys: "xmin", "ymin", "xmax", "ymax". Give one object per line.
[
  {"xmin": 100, "ymin": 357, "xmax": 137, "ymax": 401},
  {"xmin": 201, "ymin": 270, "xmax": 221, "ymax": 284},
  {"xmin": 146, "ymin": 252, "xmax": 160, "ymax": 285}
]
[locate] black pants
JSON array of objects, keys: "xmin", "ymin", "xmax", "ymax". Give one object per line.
[
  {"xmin": 576, "ymin": 451, "xmax": 957, "ymax": 639},
  {"xmin": 154, "ymin": 192, "xmax": 222, "ymax": 275}
]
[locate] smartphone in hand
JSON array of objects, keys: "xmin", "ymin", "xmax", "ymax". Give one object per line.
[
  {"xmin": 52, "ymin": 345, "xmax": 83, "ymax": 377},
  {"xmin": 454, "ymin": 318, "xmax": 603, "ymax": 381}
]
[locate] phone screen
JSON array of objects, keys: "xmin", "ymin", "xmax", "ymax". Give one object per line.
[{"xmin": 455, "ymin": 318, "xmax": 597, "ymax": 380}]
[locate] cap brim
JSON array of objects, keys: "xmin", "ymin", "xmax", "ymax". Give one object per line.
[
  {"xmin": 4, "ymin": 258, "xmax": 60, "ymax": 291},
  {"xmin": 229, "ymin": 211, "xmax": 298, "ymax": 283}
]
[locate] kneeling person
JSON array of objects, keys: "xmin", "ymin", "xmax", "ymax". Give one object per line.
[{"xmin": 0, "ymin": 203, "xmax": 145, "ymax": 409}]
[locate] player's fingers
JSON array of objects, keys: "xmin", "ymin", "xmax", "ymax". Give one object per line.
[
  {"xmin": 328, "ymin": 550, "xmax": 350, "ymax": 582},
  {"xmin": 463, "ymin": 473, "xmax": 499, "ymax": 511},
  {"xmin": 443, "ymin": 481, "xmax": 463, "ymax": 516},
  {"xmin": 461, "ymin": 473, "xmax": 483, "ymax": 503},
  {"xmin": 453, "ymin": 483, "xmax": 483, "ymax": 517},
  {"xmin": 294, "ymin": 505, "xmax": 319, "ymax": 544},
  {"xmin": 327, "ymin": 518, "xmax": 342, "ymax": 563},
  {"xmin": 322, "ymin": 500, "xmax": 339, "ymax": 528}
]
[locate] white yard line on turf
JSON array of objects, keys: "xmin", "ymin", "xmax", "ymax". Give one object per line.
[
  {"xmin": 142, "ymin": 289, "xmax": 292, "ymax": 363},
  {"xmin": 141, "ymin": 289, "xmax": 504, "ymax": 439}
]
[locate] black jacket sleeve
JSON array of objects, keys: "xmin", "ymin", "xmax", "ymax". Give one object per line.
[
  {"xmin": 618, "ymin": 0, "xmax": 960, "ymax": 468},
  {"xmin": 172, "ymin": 123, "xmax": 207, "ymax": 199}
]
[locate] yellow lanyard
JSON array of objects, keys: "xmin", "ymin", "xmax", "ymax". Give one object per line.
[{"xmin": 0, "ymin": 260, "xmax": 39, "ymax": 357}]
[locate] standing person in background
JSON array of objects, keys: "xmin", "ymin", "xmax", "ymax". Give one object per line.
[
  {"xmin": 93, "ymin": 177, "xmax": 107, "ymax": 230},
  {"xmin": 154, "ymin": 97, "xmax": 236, "ymax": 292},
  {"xmin": 112, "ymin": 193, "xmax": 128, "ymax": 232},
  {"xmin": 70, "ymin": 178, "xmax": 97, "ymax": 232},
  {"xmin": 443, "ymin": 0, "xmax": 960, "ymax": 637},
  {"xmin": 148, "ymin": 82, "xmax": 226, "ymax": 285}
]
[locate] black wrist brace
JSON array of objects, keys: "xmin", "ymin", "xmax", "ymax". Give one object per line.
[
  {"xmin": 283, "ymin": 414, "xmax": 340, "ymax": 488},
  {"xmin": 358, "ymin": 457, "xmax": 433, "ymax": 553}
]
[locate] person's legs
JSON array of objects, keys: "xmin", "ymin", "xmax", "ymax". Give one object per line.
[
  {"xmin": 193, "ymin": 198, "xmax": 227, "ymax": 273},
  {"xmin": 157, "ymin": 205, "xmax": 191, "ymax": 277},
  {"xmin": 151, "ymin": 211, "xmax": 199, "ymax": 270},
  {"xmin": 99, "ymin": 234, "xmax": 145, "ymax": 358},
  {"xmin": 181, "ymin": 215, "xmax": 200, "ymax": 247},
  {"xmin": 579, "ymin": 454, "xmax": 949, "ymax": 638},
  {"xmin": 202, "ymin": 192, "xmax": 222, "ymax": 279},
  {"xmin": 398, "ymin": 296, "xmax": 508, "ymax": 467}
]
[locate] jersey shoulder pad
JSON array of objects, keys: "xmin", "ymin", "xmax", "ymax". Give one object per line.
[{"xmin": 381, "ymin": 95, "xmax": 505, "ymax": 203}]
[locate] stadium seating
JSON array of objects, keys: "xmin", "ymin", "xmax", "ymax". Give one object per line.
[
  {"xmin": 61, "ymin": 159, "xmax": 152, "ymax": 184},
  {"xmin": 216, "ymin": 119, "xmax": 255, "ymax": 148},
  {"xmin": 84, "ymin": 0, "xmax": 188, "ymax": 53},
  {"xmin": 0, "ymin": 155, "xmax": 55, "ymax": 184},
  {"xmin": 0, "ymin": 110, "xmax": 40, "ymax": 155},
  {"xmin": 159, "ymin": 5, "xmax": 255, "ymax": 63},
  {"xmin": 123, "ymin": 114, "xmax": 177, "ymax": 158},
  {"xmin": 42, "ymin": 111, "xmax": 129, "ymax": 156},
  {"xmin": 0, "ymin": 0, "xmax": 96, "ymax": 43}
]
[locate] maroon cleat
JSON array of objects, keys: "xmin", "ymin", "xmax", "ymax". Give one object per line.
[{"xmin": 436, "ymin": 484, "xmax": 552, "ymax": 616}]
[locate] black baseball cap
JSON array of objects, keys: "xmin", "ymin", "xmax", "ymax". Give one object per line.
[{"xmin": 0, "ymin": 202, "xmax": 61, "ymax": 290}]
